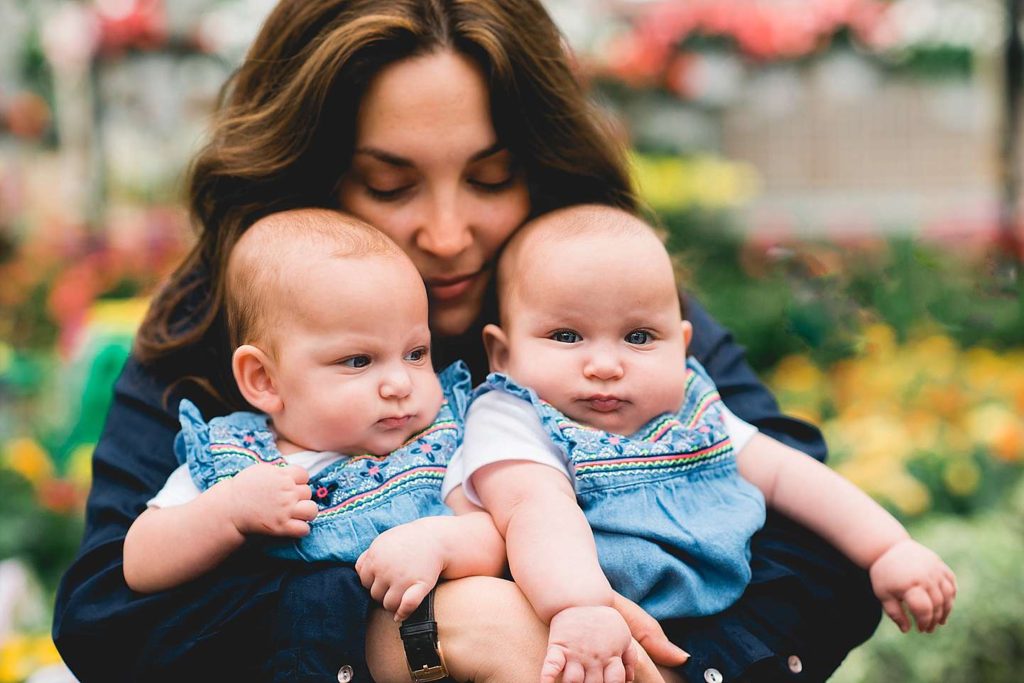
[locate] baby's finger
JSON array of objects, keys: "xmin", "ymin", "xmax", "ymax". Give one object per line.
[
  {"xmin": 904, "ymin": 586, "xmax": 934, "ymax": 632},
  {"xmin": 540, "ymin": 647, "xmax": 567, "ymax": 683},
  {"xmin": 281, "ymin": 519, "xmax": 310, "ymax": 538},
  {"xmin": 622, "ymin": 642, "xmax": 638, "ymax": 683},
  {"xmin": 562, "ymin": 659, "xmax": 585, "ymax": 683},
  {"xmin": 603, "ymin": 657, "xmax": 626, "ymax": 683},
  {"xmin": 284, "ymin": 465, "xmax": 310, "ymax": 485},
  {"xmin": 582, "ymin": 661, "xmax": 605, "ymax": 683},
  {"xmin": 296, "ymin": 483, "xmax": 313, "ymax": 500},
  {"xmin": 881, "ymin": 598, "xmax": 909, "ymax": 633},
  {"xmin": 394, "ymin": 582, "xmax": 432, "ymax": 622},
  {"xmin": 369, "ymin": 577, "xmax": 389, "ymax": 604},
  {"xmin": 939, "ymin": 577, "xmax": 956, "ymax": 625},
  {"xmin": 293, "ymin": 499, "xmax": 319, "ymax": 521},
  {"xmin": 926, "ymin": 583, "xmax": 944, "ymax": 633}
]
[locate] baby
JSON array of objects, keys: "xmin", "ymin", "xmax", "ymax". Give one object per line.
[
  {"xmin": 123, "ymin": 208, "xmax": 504, "ymax": 620},
  {"xmin": 452, "ymin": 205, "xmax": 957, "ymax": 683}
]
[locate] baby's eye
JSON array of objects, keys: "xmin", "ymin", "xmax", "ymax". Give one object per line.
[
  {"xmin": 404, "ymin": 346, "xmax": 429, "ymax": 362},
  {"xmin": 550, "ymin": 330, "xmax": 581, "ymax": 344},
  {"xmin": 625, "ymin": 329, "xmax": 653, "ymax": 345},
  {"xmin": 341, "ymin": 355, "xmax": 371, "ymax": 368}
]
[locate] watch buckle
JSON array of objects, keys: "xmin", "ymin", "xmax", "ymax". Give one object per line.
[{"xmin": 409, "ymin": 664, "xmax": 448, "ymax": 682}]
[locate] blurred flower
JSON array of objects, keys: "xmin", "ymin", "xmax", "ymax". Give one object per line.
[
  {"xmin": 943, "ymin": 457, "xmax": 981, "ymax": 497},
  {"xmin": 0, "ymin": 635, "xmax": 62, "ymax": 683},
  {"xmin": 3, "ymin": 92, "xmax": 51, "ymax": 140},
  {"xmin": 2, "ymin": 439, "xmax": 54, "ymax": 488},
  {"xmin": 771, "ymin": 329, "xmax": 1024, "ymax": 517},
  {"xmin": 67, "ymin": 444, "xmax": 95, "ymax": 489},
  {"xmin": 36, "ymin": 478, "xmax": 85, "ymax": 514}
]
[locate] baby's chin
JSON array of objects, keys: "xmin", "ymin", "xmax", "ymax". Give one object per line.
[{"xmin": 561, "ymin": 405, "xmax": 647, "ymax": 438}]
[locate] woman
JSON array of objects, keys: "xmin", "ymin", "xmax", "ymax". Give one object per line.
[{"xmin": 53, "ymin": 1, "xmax": 881, "ymax": 681}]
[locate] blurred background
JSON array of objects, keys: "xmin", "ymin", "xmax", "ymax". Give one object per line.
[{"xmin": 1, "ymin": 1, "xmax": 1022, "ymax": 681}]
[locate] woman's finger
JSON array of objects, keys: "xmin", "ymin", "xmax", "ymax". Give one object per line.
[{"xmin": 611, "ymin": 592, "xmax": 688, "ymax": 666}]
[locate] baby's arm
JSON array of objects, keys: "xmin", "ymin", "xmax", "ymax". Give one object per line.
[
  {"xmin": 473, "ymin": 461, "xmax": 635, "ymax": 683},
  {"xmin": 123, "ymin": 464, "xmax": 317, "ymax": 593},
  {"xmin": 738, "ymin": 433, "xmax": 957, "ymax": 632},
  {"xmin": 355, "ymin": 485, "xmax": 507, "ymax": 620}
]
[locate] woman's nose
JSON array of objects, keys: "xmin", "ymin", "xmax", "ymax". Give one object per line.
[
  {"xmin": 379, "ymin": 366, "xmax": 413, "ymax": 400},
  {"xmin": 415, "ymin": 190, "xmax": 473, "ymax": 258},
  {"xmin": 583, "ymin": 348, "xmax": 625, "ymax": 381}
]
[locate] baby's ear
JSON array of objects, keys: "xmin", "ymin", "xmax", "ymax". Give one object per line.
[
  {"xmin": 232, "ymin": 344, "xmax": 283, "ymax": 414},
  {"xmin": 680, "ymin": 320, "xmax": 693, "ymax": 353},
  {"xmin": 482, "ymin": 324, "xmax": 511, "ymax": 373}
]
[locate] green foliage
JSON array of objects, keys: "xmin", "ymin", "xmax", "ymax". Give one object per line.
[
  {"xmin": 0, "ymin": 469, "xmax": 83, "ymax": 594},
  {"xmin": 661, "ymin": 209, "xmax": 1024, "ymax": 370}
]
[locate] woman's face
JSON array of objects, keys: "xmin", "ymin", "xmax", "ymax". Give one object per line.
[{"xmin": 339, "ymin": 50, "xmax": 531, "ymax": 337}]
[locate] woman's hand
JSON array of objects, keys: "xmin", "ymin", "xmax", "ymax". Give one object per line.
[
  {"xmin": 356, "ymin": 518, "xmax": 447, "ymax": 620},
  {"xmin": 223, "ymin": 464, "xmax": 317, "ymax": 538},
  {"xmin": 611, "ymin": 592, "xmax": 689, "ymax": 667}
]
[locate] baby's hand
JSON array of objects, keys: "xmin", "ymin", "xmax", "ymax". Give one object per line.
[
  {"xmin": 223, "ymin": 464, "xmax": 317, "ymax": 538},
  {"xmin": 870, "ymin": 538, "xmax": 957, "ymax": 633},
  {"xmin": 355, "ymin": 518, "xmax": 446, "ymax": 621},
  {"xmin": 542, "ymin": 605, "xmax": 637, "ymax": 683}
]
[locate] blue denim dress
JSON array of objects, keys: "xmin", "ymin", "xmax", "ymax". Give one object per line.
[
  {"xmin": 174, "ymin": 361, "xmax": 472, "ymax": 563},
  {"xmin": 477, "ymin": 358, "xmax": 766, "ymax": 620}
]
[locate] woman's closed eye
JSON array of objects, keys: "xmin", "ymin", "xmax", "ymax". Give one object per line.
[
  {"xmin": 468, "ymin": 175, "xmax": 515, "ymax": 193},
  {"xmin": 625, "ymin": 329, "xmax": 654, "ymax": 345},
  {"xmin": 365, "ymin": 183, "xmax": 413, "ymax": 201},
  {"xmin": 550, "ymin": 330, "xmax": 582, "ymax": 344},
  {"xmin": 340, "ymin": 355, "xmax": 372, "ymax": 368}
]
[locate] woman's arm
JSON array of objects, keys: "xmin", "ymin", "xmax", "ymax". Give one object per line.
[{"xmin": 53, "ymin": 356, "xmax": 372, "ymax": 682}]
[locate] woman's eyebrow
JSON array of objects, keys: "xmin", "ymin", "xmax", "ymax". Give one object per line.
[{"xmin": 353, "ymin": 142, "xmax": 508, "ymax": 167}]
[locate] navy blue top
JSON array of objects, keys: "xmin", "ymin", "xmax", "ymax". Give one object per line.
[{"xmin": 52, "ymin": 294, "xmax": 880, "ymax": 683}]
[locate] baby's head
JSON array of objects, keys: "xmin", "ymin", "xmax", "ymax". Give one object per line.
[
  {"xmin": 484, "ymin": 205, "xmax": 692, "ymax": 435},
  {"xmin": 227, "ymin": 208, "xmax": 442, "ymax": 456}
]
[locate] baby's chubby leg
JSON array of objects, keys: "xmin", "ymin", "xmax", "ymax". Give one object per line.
[
  {"xmin": 367, "ymin": 576, "xmax": 675, "ymax": 683},
  {"xmin": 368, "ymin": 576, "xmax": 548, "ymax": 683}
]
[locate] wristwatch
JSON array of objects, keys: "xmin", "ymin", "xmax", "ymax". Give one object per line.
[{"xmin": 400, "ymin": 590, "xmax": 449, "ymax": 682}]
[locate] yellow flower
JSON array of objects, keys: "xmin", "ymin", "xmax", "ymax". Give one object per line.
[
  {"xmin": 771, "ymin": 354, "xmax": 823, "ymax": 395},
  {"xmin": 68, "ymin": 443, "xmax": 95, "ymax": 488},
  {"xmin": 943, "ymin": 458, "xmax": 981, "ymax": 497},
  {"xmin": 2, "ymin": 438, "xmax": 54, "ymax": 487},
  {"xmin": 0, "ymin": 634, "xmax": 62, "ymax": 683}
]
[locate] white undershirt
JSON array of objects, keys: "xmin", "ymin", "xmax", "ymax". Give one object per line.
[{"xmin": 441, "ymin": 391, "xmax": 758, "ymax": 505}]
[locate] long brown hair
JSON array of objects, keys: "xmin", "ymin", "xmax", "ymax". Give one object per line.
[{"xmin": 135, "ymin": 0, "xmax": 637, "ymax": 410}]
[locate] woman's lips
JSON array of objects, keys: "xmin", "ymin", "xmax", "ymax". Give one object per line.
[{"xmin": 426, "ymin": 272, "xmax": 479, "ymax": 302}]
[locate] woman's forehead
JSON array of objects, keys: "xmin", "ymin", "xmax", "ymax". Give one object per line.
[{"xmin": 354, "ymin": 50, "xmax": 496, "ymax": 156}]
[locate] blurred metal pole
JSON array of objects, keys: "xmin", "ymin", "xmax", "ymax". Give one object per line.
[{"xmin": 999, "ymin": 0, "xmax": 1022, "ymax": 282}]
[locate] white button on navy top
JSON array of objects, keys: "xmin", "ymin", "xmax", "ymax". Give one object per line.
[
  {"xmin": 704, "ymin": 668, "xmax": 724, "ymax": 683},
  {"xmin": 787, "ymin": 655, "xmax": 803, "ymax": 674},
  {"xmin": 337, "ymin": 664, "xmax": 354, "ymax": 682}
]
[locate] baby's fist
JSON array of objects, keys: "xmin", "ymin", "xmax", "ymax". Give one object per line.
[{"xmin": 870, "ymin": 538, "xmax": 957, "ymax": 633}]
